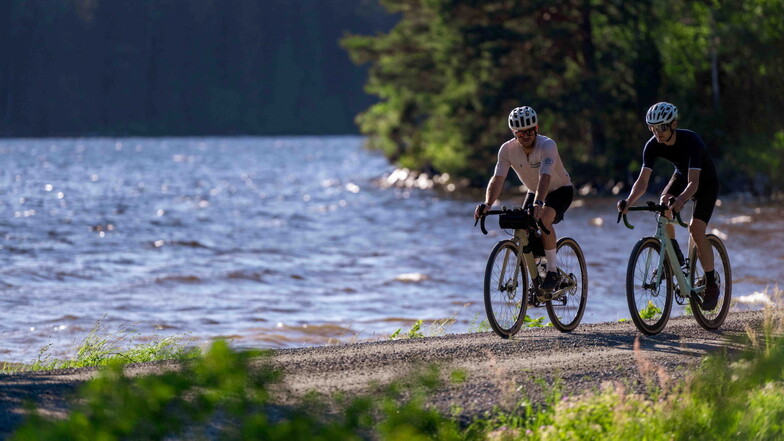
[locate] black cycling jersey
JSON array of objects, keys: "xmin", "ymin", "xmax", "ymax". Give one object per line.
[
  {"xmin": 642, "ymin": 129, "xmax": 718, "ymax": 187},
  {"xmin": 642, "ymin": 129, "xmax": 719, "ymax": 222}
]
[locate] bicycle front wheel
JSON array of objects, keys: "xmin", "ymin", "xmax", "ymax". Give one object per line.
[
  {"xmin": 546, "ymin": 237, "xmax": 587, "ymax": 332},
  {"xmin": 484, "ymin": 240, "xmax": 528, "ymax": 338},
  {"xmin": 626, "ymin": 237, "xmax": 673, "ymax": 335},
  {"xmin": 689, "ymin": 234, "xmax": 732, "ymax": 330}
]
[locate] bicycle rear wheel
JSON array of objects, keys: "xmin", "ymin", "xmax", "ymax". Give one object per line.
[
  {"xmin": 626, "ymin": 237, "xmax": 673, "ymax": 335},
  {"xmin": 546, "ymin": 237, "xmax": 587, "ymax": 332},
  {"xmin": 484, "ymin": 240, "xmax": 528, "ymax": 338},
  {"xmin": 689, "ymin": 234, "xmax": 732, "ymax": 330}
]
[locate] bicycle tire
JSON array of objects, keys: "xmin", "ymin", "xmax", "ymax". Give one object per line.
[
  {"xmin": 484, "ymin": 240, "xmax": 528, "ymax": 338},
  {"xmin": 626, "ymin": 237, "xmax": 673, "ymax": 335},
  {"xmin": 689, "ymin": 234, "xmax": 732, "ymax": 330},
  {"xmin": 546, "ymin": 237, "xmax": 587, "ymax": 332}
]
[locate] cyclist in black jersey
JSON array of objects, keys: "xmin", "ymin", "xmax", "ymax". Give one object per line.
[{"xmin": 617, "ymin": 102, "xmax": 721, "ymax": 310}]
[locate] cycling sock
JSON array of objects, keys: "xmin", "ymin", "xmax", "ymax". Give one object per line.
[
  {"xmin": 670, "ymin": 238, "xmax": 685, "ymax": 266},
  {"xmin": 705, "ymin": 270, "xmax": 717, "ymax": 285},
  {"xmin": 545, "ymin": 248, "xmax": 557, "ymax": 272}
]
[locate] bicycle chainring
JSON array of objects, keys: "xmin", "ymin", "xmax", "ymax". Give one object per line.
[
  {"xmin": 527, "ymin": 288, "xmax": 544, "ymax": 307},
  {"xmin": 674, "ymin": 287, "xmax": 688, "ymax": 305}
]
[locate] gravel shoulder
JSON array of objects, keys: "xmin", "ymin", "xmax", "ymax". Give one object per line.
[{"xmin": 0, "ymin": 310, "xmax": 766, "ymax": 438}]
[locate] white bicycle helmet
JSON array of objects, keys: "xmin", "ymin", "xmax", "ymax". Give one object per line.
[
  {"xmin": 508, "ymin": 106, "xmax": 538, "ymax": 131},
  {"xmin": 645, "ymin": 102, "xmax": 678, "ymax": 125}
]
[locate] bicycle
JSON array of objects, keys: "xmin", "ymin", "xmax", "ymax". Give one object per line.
[
  {"xmin": 476, "ymin": 207, "xmax": 588, "ymax": 337},
  {"xmin": 618, "ymin": 201, "xmax": 732, "ymax": 335}
]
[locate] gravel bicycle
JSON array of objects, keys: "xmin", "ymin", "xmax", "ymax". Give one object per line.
[
  {"xmin": 476, "ymin": 207, "xmax": 588, "ymax": 337},
  {"xmin": 618, "ymin": 201, "xmax": 732, "ymax": 335}
]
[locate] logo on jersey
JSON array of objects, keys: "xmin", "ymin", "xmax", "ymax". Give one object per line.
[{"xmin": 543, "ymin": 158, "xmax": 553, "ymax": 167}]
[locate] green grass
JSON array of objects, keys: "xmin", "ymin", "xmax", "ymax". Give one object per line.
[
  {"xmin": 389, "ymin": 319, "xmax": 425, "ymax": 339},
  {"xmin": 467, "ymin": 312, "xmax": 493, "ymax": 333},
  {"xmin": 523, "ymin": 315, "xmax": 551, "ymax": 328},
  {"xmin": 2, "ymin": 320, "xmax": 200, "ymax": 373},
  {"xmin": 639, "ymin": 300, "xmax": 663, "ymax": 320},
  {"xmin": 390, "ymin": 312, "xmax": 551, "ymax": 340},
  {"xmin": 11, "ymin": 306, "xmax": 784, "ymax": 440},
  {"xmin": 468, "ymin": 306, "xmax": 784, "ymax": 441}
]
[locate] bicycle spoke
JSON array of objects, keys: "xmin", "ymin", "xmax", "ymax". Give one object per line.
[
  {"xmin": 484, "ymin": 241, "xmax": 527, "ymax": 337},
  {"xmin": 690, "ymin": 235, "xmax": 732, "ymax": 329},
  {"xmin": 626, "ymin": 238, "xmax": 672, "ymax": 334},
  {"xmin": 546, "ymin": 238, "xmax": 587, "ymax": 332}
]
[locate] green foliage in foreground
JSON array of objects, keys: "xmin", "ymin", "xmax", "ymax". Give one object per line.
[
  {"xmin": 12, "ymin": 341, "xmax": 467, "ymax": 441},
  {"xmin": 12, "ymin": 311, "xmax": 784, "ymax": 440}
]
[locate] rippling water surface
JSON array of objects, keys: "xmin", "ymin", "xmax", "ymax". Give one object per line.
[{"xmin": 1, "ymin": 137, "xmax": 782, "ymax": 361}]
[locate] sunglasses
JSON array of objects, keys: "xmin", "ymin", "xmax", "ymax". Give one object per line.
[
  {"xmin": 513, "ymin": 128, "xmax": 536, "ymax": 137},
  {"xmin": 648, "ymin": 123, "xmax": 671, "ymax": 134}
]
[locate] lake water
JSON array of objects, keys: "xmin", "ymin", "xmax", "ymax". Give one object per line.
[{"xmin": 1, "ymin": 136, "xmax": 781, "ymax": 362}]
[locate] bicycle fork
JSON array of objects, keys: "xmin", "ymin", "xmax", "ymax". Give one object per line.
[{"xmin": 497, "ymin": 247, "xmax": 519, "ymax": 295}]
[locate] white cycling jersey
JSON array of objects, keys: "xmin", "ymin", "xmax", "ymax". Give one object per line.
[{"xmin": 493, "ymin": 134, "xmax": 572, "ymax": 192}]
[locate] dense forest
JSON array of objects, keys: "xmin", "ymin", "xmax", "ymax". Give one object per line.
[
  {"xmin": 2, "ymin": 0, "xmax": 783, "ymax": 194},
  {"xmin": 0, "ymin": 0, "xmax": 395, "ymax": 136},
  {"xmin": 343, "ymin": 0, "xmax": 784, "ymax": 195}
]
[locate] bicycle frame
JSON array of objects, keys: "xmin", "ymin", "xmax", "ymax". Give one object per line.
[
  {"xmin": 479, "ymin": 206, "xmax": 588, "ymax": 335},
  {"xmin": 620, "ymin": 200, "xmax": 730, "ymax": 334},
  {"xmin": 479, "ymin": 207, "xmax": 568, "ymax": 301},
  {"xmin": 649, "ymin": 214, "xmax": 703, "ymax": 299},
  {"xmin": 501, "ymin": 228, "xmax": 574, "ymax": 305},
  {"xmin": 620, "ymin": 201, "xmax": 702, "ymax": 300},
  {"xmin": 497, "ymin": 229, "xmax": 540, "ymax": 293}
]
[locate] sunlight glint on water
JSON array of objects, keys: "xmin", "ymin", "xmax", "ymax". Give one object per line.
[{"xmin": 0, "ymin": 136, "xmax": 781, "ymax": 361}]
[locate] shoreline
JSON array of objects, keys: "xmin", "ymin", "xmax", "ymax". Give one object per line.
[{"xmin": 0, "ymin": 309, "xmax": 770, "ymax": 438}]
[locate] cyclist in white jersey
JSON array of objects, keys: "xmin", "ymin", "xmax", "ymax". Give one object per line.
[{"xmin": 474, "ymin": 106, "xmax": 575, "ymax": 292}]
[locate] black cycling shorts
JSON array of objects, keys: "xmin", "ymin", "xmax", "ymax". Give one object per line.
[
  {"xmin": 663, "ymin": 173, "xmax": 719, "ymax": 223},
  {"xmin": 523, "ymin": 185, "xmax": 574, "ymax": 224}
]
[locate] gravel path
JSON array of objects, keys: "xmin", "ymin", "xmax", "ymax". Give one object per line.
[{"xmin": 0, "ymin": 310, "xmax": 766, "ymax": 438}]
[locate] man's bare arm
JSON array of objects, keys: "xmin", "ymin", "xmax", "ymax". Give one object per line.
[
  {"xmin": 620, "ymin": 168, "xmax": 652, "ymax": 212},
  {"xmin": 474, "ymin": 175, "xmax": 506, "ymax": 220}
]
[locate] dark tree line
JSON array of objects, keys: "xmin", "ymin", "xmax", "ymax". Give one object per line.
[
  {"xmin": 343, "ymin": 0, "xmax": 784, "ymax": 195},
  {"xmin": 3, "ymin": 0, "xmax": 782, "ymax": 194},
  {"xmin": 0, "ymin": 0, "xmax": 395, "ymax": 137}
]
